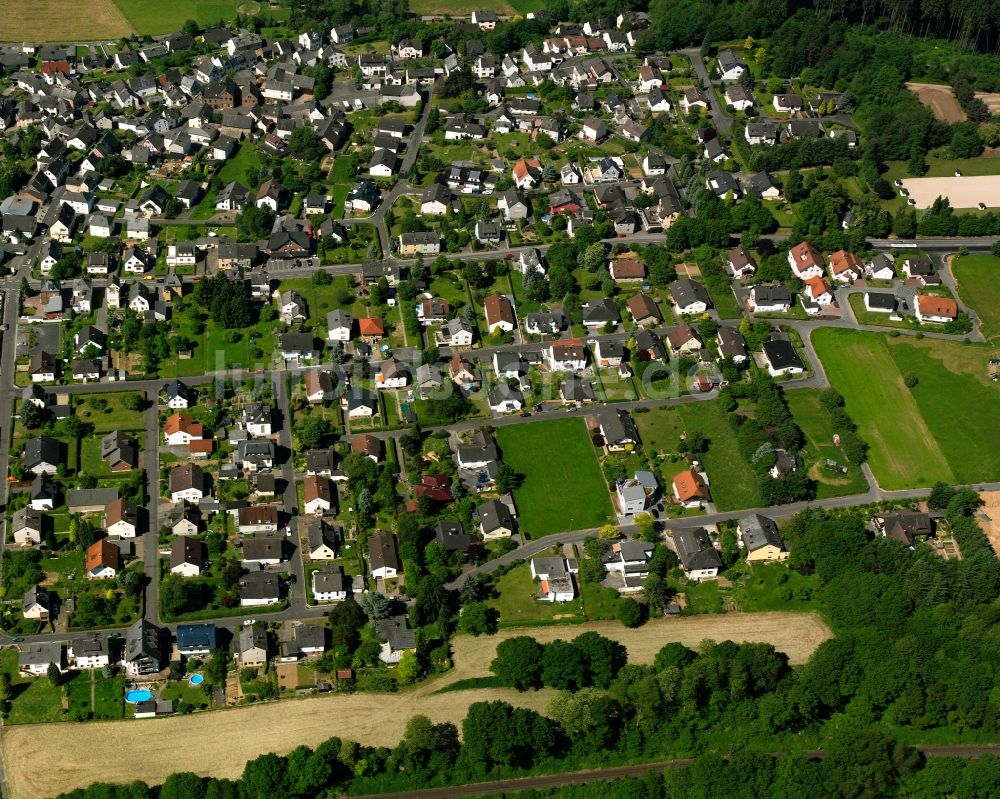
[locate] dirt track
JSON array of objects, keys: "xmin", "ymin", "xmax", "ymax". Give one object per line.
[
  {"xmin": 1, "ymin": 613, "xmax": 831, "ymax": 799},
  {"xmin": 907, "ymin": 82, "xmax": 967, "ymax": 122},
  {"xmin": 901, "ymin": 175, "xmax": 1000, "ymax": 209}
]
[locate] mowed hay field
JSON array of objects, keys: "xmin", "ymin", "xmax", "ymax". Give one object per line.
[
  {"xmin": 496, "ymin": 417, "xmax": 614, "ymax": 537},
  {"xmin": 0, "ymin": 0, "xmax": 131, "ymax": 41},
  {"xmin": 952, "ymin": 254, "xmax": 1000, "ymax": 338},
  {"xmin": 2, "ymin": 613, "xmax": 830, "ymax": 799},
  {"xmin": 111, "ymin": 0, "xmax": 247, "ymax": 36},
  {"xmin": 907, "ymin": 82, "xmax": 967, "ymax": 122},
  {"xmin": 813, "ymin": 329, "xmax": 1000, "ymax": 488}
]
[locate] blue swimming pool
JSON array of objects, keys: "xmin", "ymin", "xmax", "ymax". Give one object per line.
[
  {"xmin": 125, "ymin": 690, "xmax": 152, "ymax": 703},
  {"xmin": 189, "ymin": 673, "xmax": 204, "ymax": 685}
]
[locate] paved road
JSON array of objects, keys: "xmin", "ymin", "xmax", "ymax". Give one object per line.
[{"xmin": 683, "ymin": 48, "xmax": 733, "ymax": 134}]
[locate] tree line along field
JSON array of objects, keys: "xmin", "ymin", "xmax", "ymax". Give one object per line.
[
  {"xmin": 812, "ymin": 329, "xmax": 1000, "ymax": 489},
  {"xmin": 1, "ymin": 613, "xmax": 831, "ymax": 799},
  {"xmin": 495, "ymin": 418, "xmax": 614, "ymax": 537}
]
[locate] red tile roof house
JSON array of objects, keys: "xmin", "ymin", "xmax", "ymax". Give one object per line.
[
  {"xmin": 358, "ymin": 317, "xmax": 385, "ymax": 342},
  {"xmin": 415, "ymin": 474, "xmax": 453, "ymax": 502},
  {"xmin": 828, "ymin": 250, "xmax": 864, "ymax": 283},
  {"xmin": 609, "ymin": 257, "xmax": 646, "ymax": 282},
  {"xmin": 484, "ymin": 293, "xmax": 515, "ymax": 333},
  {"xmin": 86, "ymin": 539, "xmax": 120, "ymax": 580},
  {"xmin": 672, "ymin": 469, "xmax": 711, "ymax": 509},
  {"xmin": 787, "ymin": 241, "xmax": 824, "ymax": 280},
  {"xmin": 546, "ymin": 338, "xmax": 588, "ymax": 371},
  {"xmin": 915, "ymin": 295, "xmax": 958, "ymax": 324}
]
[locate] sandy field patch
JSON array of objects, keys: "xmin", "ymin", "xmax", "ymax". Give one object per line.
[
  {"xmin": 977, "ymin": 491, "xmax": 1000, "ymax": 557},
  {"xmin": 907, "ymin": 82, "xmax": 967, "ymax": 123},
  {"xmin": 0, "ymin": 0, "xmax": 131, "ymax": 41},
  {"xmin": 901, "ymin": 175, "xmax": 1000, "ymax": 209},
  {"xmin": 1, "ymin": 613, "xmax": 829, "ymax": 799},
  {"xmin": 976, "ymin": 93, "xmax": 1000, "ymax": 114}
]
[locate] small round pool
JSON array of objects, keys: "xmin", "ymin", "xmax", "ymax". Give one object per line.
[
  {"xmin": 189, "ymin": 674, "xmax": 204, "ymax": 686},
  {"xmin": 125, "ymin": 690, "xmax": 152, "ymax": 704}
]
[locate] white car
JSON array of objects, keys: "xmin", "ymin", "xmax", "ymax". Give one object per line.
[{"xmin": 243, "ymin": 619, "xmax": 256, "ymax": 625}]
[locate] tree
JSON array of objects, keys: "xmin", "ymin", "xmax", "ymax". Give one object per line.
[
  {"xmin": 161, "ymin": 773, "xmax": 205, "ymax": 799},
  {"xmin": 296, "ymin": 415, "xmax": 331, "ymax": 450},
  {"xmin": 47, "ymin": 662, "xmax": 61, "ymax": 687},
  {"xmin": 541, "ymin": 640, "xmax": 587, "ymax": 690},
  {"xmin": 634, "ymin": 513, "xmax": 656, "ymax": 541},
  {"xmin": 598, "ymin": 524, "xmax": 621, "ymax": 541},
  {"xmin": 236, "ymin": 205, "xmax": 275, "ymax": 242},
  {"xmin": 459, "ymin": 602, "xmax": 498, "ymax": 636},
  {"xmin": 495, "ymin": 463, "xmax": 519, "ymax": 494},
  {"xmin": 241, "ymin": 753, "xmax": 288, "ymax": 799},
  {"xmin": 642, "ymin": 573, "xmax": 675, "ymax": 615},
  {"xmin": 927, "ymin": 482, "xmax": 956, "ymax": 510},
  {"xmin": 491, "ymin": 636, "xmax": 544, "ymax": 690},
  {"xmin": 616, "ymin": 597, "xmax": 646, "ymax": 628},
  {"xmin": 288, "ymin": 127, "xmax": 325, "ymax": 161},
  {"xmin": 397, "ymin": 649, "xmax": 424, "ymax": 684},
  {"xmin": 122, "ymin": 392, "xmax": 144, "ymax": 411},
  {"xmin": 359, "ymin": 591, "xmax": 391, "ymax": 622},
  {"xmin": 573, "ymin": 631, "xmax": 627, "ymax": 688},
  {"xmin": 19, "ymin": 401, "xmax": 45, "ymax": 429}
]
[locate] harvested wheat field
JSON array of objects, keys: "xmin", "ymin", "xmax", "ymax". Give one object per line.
[
  {"xmin": 0, "ymin": 0, "xmax": 131, "ymax": 41},
  {"xmin": 976, "ymin": 93, "xmax": 1000, "ymax": 114},
  {"xmin": 977, "ymin": 491, "xmax": 1000, "ymax": 557},
  {"xmin": 2, "ymin": 613, "xmax": 830, "ymax": 799},
  {"xmin": 907, "ymin": 82, "xmax": 967, "ymax": 122}
]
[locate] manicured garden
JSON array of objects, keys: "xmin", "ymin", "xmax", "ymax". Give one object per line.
[
  {"xmin": 785, "ymin": 389, "xmax": 870, "ymax": 498},
  {"xmin": 495, "ymin": 418, "xmax": 614, "ymax": 537}
]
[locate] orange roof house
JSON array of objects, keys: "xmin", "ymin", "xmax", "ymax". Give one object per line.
[
  {"xmin": 672, "ymin": 469, "xmax": 710, "ymax": 505},
  {"xmin": 916, "ymin": 294, "xmax": 958, "ymax": 321},
  {"xmin": 828, "ymin": 249, "xmax": 863, "ymax": 281},
  {"xmin": 358, "ymin": 317, "xmax": 385, "ymax": 338},
  {"xmin": 86, "ymin": 539, "xmax": 120, "ymax": 579},
  {"xmin": 163, "ymin": 412, "xmax": 204, "ymax": 440}
]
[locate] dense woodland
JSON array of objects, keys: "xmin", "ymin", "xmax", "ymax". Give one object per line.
[{"xmin": 55, "ymin": 484, "xmax": 1000, "ymax": 799}]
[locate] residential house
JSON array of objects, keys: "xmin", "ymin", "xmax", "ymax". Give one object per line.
[
  {"xmin": 313, "ymin": 566, "xmax": 349, "ymax": 602},
  {"xmin": 241, "ymin": 534, "xmax": 285, "ymax": 567},
  {"xmin": 599, "ymin": 409, "xmax": 640, "ymax": 452},
  {"xmin": 748, "ymin": 284, "xmax": 792, "ymax": 314},
  {"xmin": 303, "ymin": 475, "xmax": 335, "ymax": 515},
  {"xmin": 546, "ymin": 338, "xmax": 588, "ymax": 371},
  {"xmin": 240, "ymin": 571, "xmax": 281, "ymax": 607},
  {"xmin": 369, "ymin": 530, "xmax": 401, "ymax": 579},
  {"xmin": 762, "ymin": 339, "xmax": 805, "ymax": 376},
  {"xmin": 867, "ymin": 253, "xmax": 896, "ymax": 281},
  {"xmin": 176, "ymin": 623, "xmax": 217, "ymax": 657},
  {"xmin": 916, "ymin": 295, "xmax": 958, "ymax": 324},
  {"xmin": 716, "ymin": 326, "xmax": 749, "ymax": 365},
  {"xmin": 665, "ymin": 324, "xmax": 702, "ymax": 356},
  {"xmin": 617, "ymin": 471, "xmax": 658, "ymax": 514},
  {"xmin": 488, "ymin": 383, "xmax": 524, "ymax": 413},
  {"xmin": 530, "ymin": 557, "xmax": 578, "ymax": 602},
  {"xmin": 376, "ymin": 617, "xmax": 416, "ymax": 664},
  {"xmin": 164, "ymin": 412, "xmax": 204, "ymax": 446},
  {"xmin": 101, "ymin": 430, "xmax": 137, "ymax": 472},
  {"xmin": 22, "ymin": 436, "xmax": 60, "ymax": 476},
  {"xmin": 237, "ymin": 625, "xmax": 269, "ymax": 667},
  {"xmin": 124, "ymin": 619, "xmax": 162, "ymax": 676},
  {"xmin": 788, "ymin": 241, "xmax": 824, "ymax": 280},
  {"xmin": 738, "ymin": 513, "xmax": 789, "ymax": 563},
  {"xmin": 876, "ymin": 511, "xmax": 933, "ymax": 547},
  {"xmin": 170, "ymin": 464, "xmax": 206, "ymax": 503},
  {"xmin": 669, "ymin": 279, "xmax": 711, "ymax": 315},
  {"xmin": 106, "ymin": 498, "xmax": 139, "ymax": 538},
  {"xmin": 85, "ymin": 539, "xmax": 120, "ymax": 580},
  {"xmin": 727, "ymin": 245, "xmax": 757, "ymax": 279},
  {"xmin": 23, "ymin": 586, "xmax": 50, "ymax": 621},
  {"xmin": 477, "ymin": 499, "xmax": 514, "ymax": 539},
  {"xmin": 484, "ymin": 293, "xmax": 515, "ymax": 333},
  {"xmin": 828, "ymin": 249, "xmax": 864, "ymax": 283},
  {"xmin": 582, "ymin": 298, "xmax": 621, "ymax": 329},
  {"xmin": 12, "ymin": 507, "xmax": 44, "ymax": 546},
  {"xmin": 237, "ymin": 505, "xmax": 279, "ymax": 535},
  {"xmin": 170, "ymin": 537, "xmax": 207, "ymax": 577},
  {"xmin": 19, "ymin": 642, "xmax": 65, "ymax": 676},
  {"xmin": 609, "ymin": 257, "xmax": 646, "ymax": 282},
  {"xmin": 674, "ymin": 527, "xmax": 723, "ymax": 581},
  {"xmin": 672, "ymin": 469, "xmax": 710, "ymax": 508}
]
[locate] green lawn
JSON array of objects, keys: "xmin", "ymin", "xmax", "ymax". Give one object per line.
[
  {"xmin": 112, "ymin": 0, "xmax": 248, "ymax": 35},
  {"xmin": 486, "ymin": 564, "xmax": 585, "ymax": 627},
  {"xmin": 952, "ymin": 254, "xmax": 1000, "ymax": 338},
  {"xmin": 785, "ymin": 389, "xmax": 870, "ymax": 498},
  {"xmin": 813, "ymin": 329, "xmax": 1000, "ymax": 488},
  {"xmin": 75, "ymin": 393, "xmax": 146, "ymax": 433},
  {"xmin": 579, "ymin": 580, "xmax": 622, "ymax": 620},
  {"xmin": 634, "ymin": 407, "xmax": 685, "ymax": 456},
  {"xmin": 677, "ymin": 401, "xmax": 763, "ymax": 512},
  {"xmin": 731, "ymin": 561, "xmax": 819, "ymax": 612},
  {"xmin": 496, "ymin": 418, "xmax": 614, "ymax": 537},
  {"xmin": 216, "ymin": 142, "xmax": 262, "ymax": 186},
  {"xmin": 0, "ymin": 650, "xmax": 65, "ymax": 724}
]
